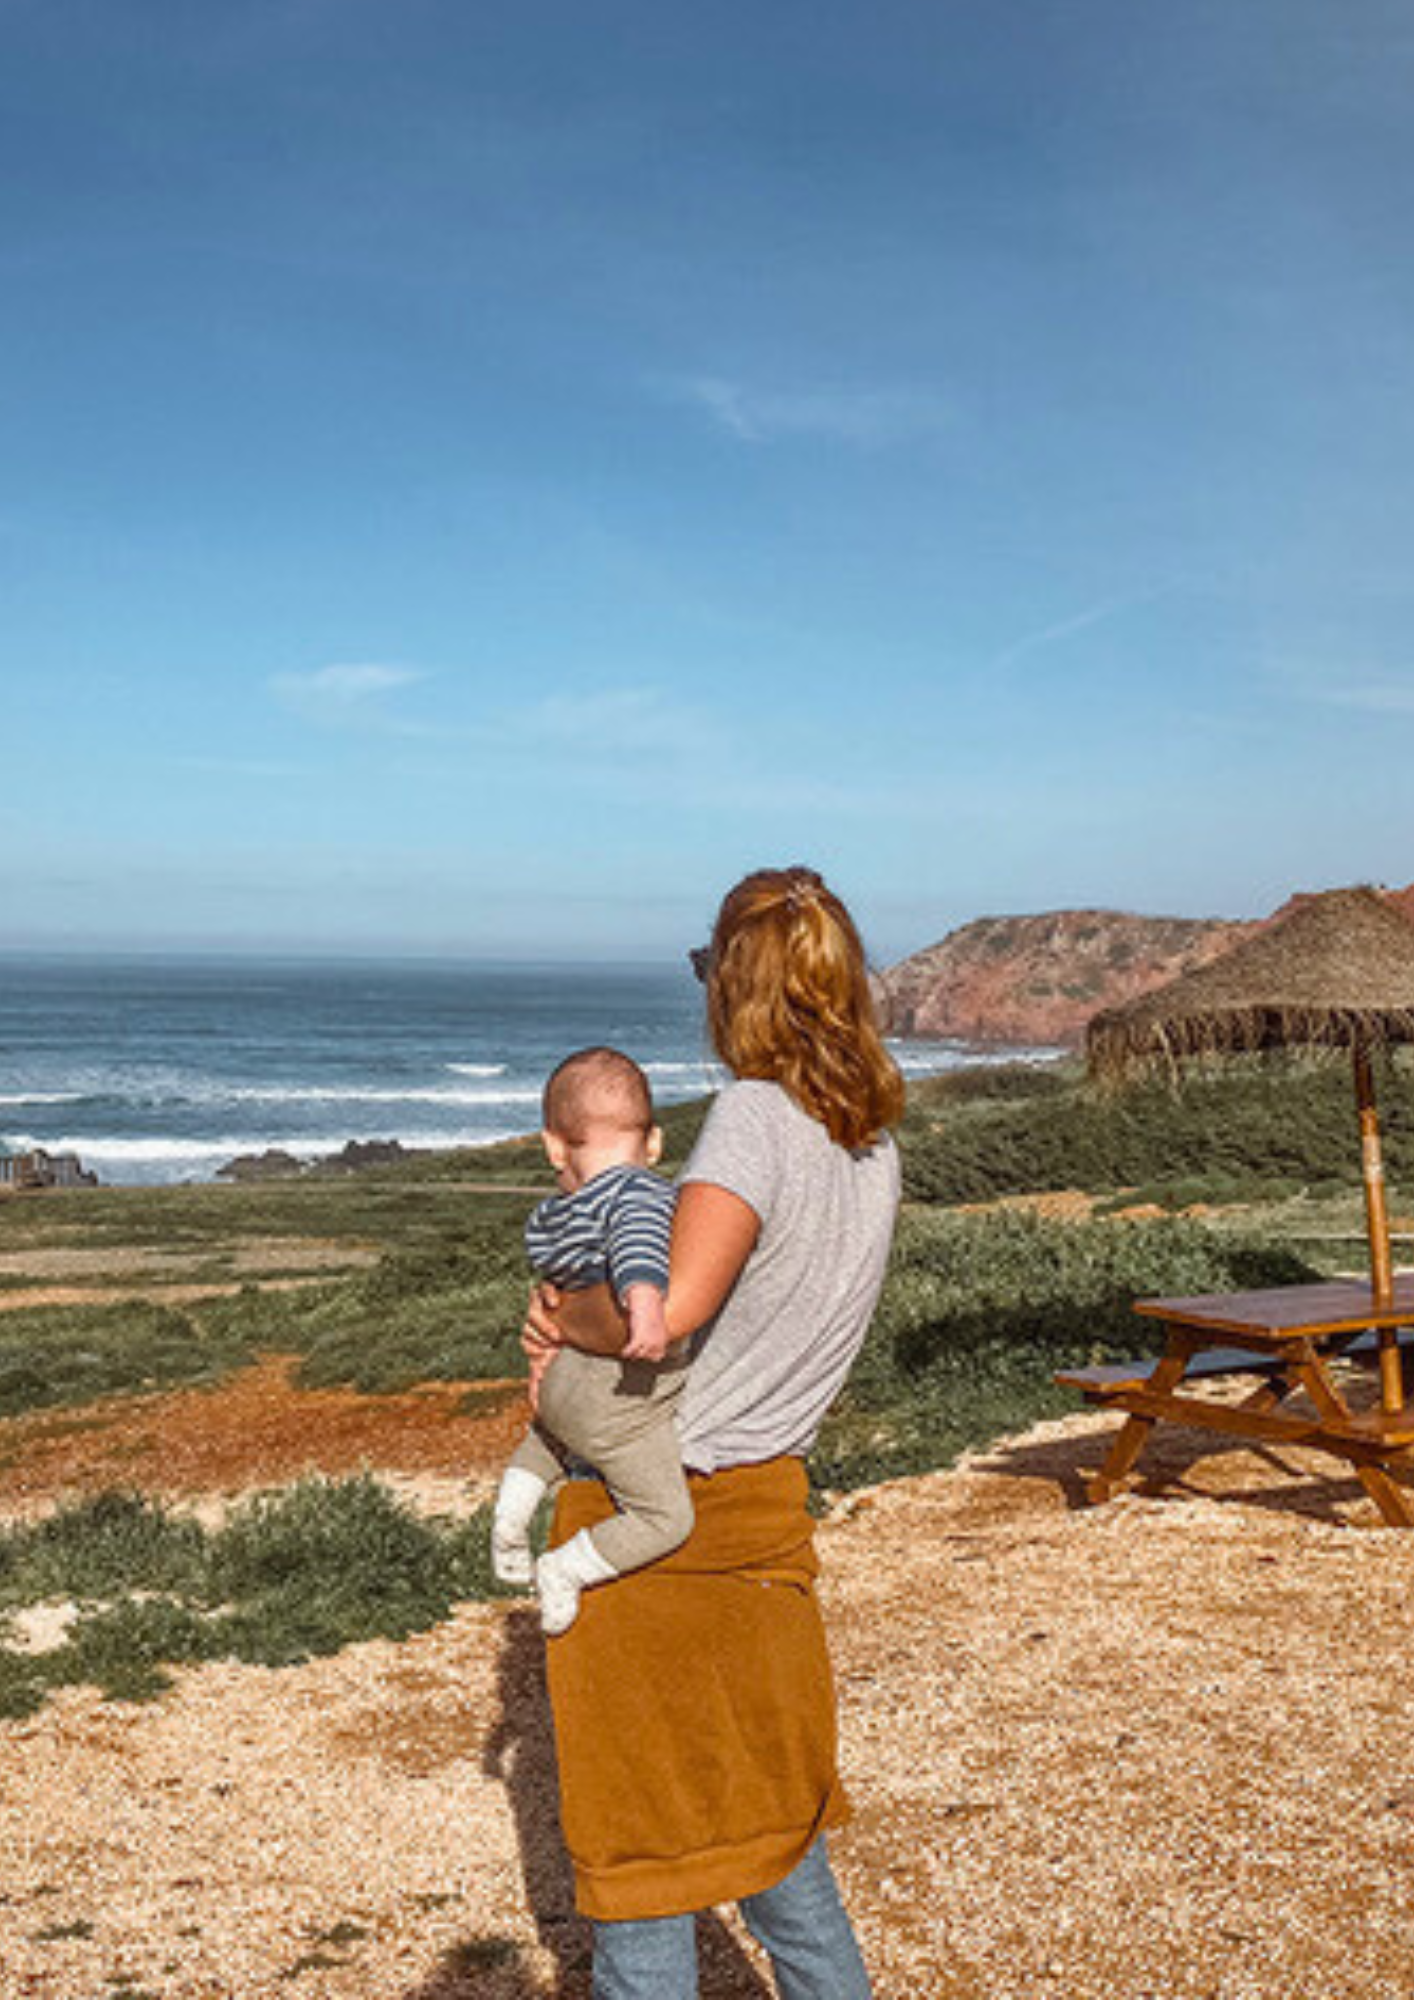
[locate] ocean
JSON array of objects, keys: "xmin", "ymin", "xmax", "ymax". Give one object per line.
[{"xmin": 0, "ymin": 953, "xmax": 1041, "ymax": 1186}]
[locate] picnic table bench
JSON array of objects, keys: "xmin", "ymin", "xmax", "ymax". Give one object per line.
[{"xmin": 1056, "ymin": 1276, "xmax": 1414, "ymax": 1527}]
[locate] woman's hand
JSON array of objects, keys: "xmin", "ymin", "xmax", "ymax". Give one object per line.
[
  {"xmin": 520, "ymin": 1281, "xmax": 629, "ymax": 1412},
  {"xmin": 521, "ymin": 1280, "xmax": 565, "ymax": 1413}
]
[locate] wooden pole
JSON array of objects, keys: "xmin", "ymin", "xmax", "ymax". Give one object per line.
[{"xmin": 1353, "ymin": 1040, "xmax": 1401, "ymax": 1411}]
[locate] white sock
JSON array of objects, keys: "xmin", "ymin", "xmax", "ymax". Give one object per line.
[
  {"xmin": 492, "ymin": 1466, "xmax": 548, "ymax": 1586},
  {"xmin": 535, "ymin": 1528, "xmax": 619, "ymax": 1636}
]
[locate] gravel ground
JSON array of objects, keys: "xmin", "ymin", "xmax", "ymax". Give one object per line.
[{"xmin": 3, "ymin": 1408, "xmax": 1414, "ymax": 1998}]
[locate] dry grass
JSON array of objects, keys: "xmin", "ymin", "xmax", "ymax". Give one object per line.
[
  {"xmin": 3, "ymin": 1406, "xmax": 1414, "ymax": 1996},
  {"xmin": 0, "ymin": 1239, "xmax": 379, "ymax": 1284}
]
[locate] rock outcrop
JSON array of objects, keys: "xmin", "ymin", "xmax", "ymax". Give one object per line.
[
  {"xmin": 878, "ymin": 884, "xmax": 1414, "ymax": 1048},
  {"xmin": 877, "ymin": 908, "xmax": 1257, "ymax": 1047},
  {"xmin": 217, "ymin": 1138, "xmax": 414, "ymax": 1182},
  {"xmin": 217, "ymin": 1148, "xmax": 306, "ymax": 1182}
]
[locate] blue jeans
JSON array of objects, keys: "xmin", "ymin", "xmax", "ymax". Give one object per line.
[{"xmin": 591, "ymin": 1836, "xmax": 871, "ymax": 1999}]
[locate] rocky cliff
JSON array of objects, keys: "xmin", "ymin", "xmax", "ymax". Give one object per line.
[
  {"xmin": 877, "ymin": 908, "xmax": 1258, "ymax": 1047},
  {"xmin": 878, "ymin": 885, "xmax": 1414, "ymax": 1048}
]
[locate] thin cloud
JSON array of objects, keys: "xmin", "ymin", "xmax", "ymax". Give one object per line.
[
  {"xmin": 1265, "ymin": 658, "xmax": 1414, "ymax": 716},
  {"xmin": 270, "ymin": 662, "xmax": 430, "ymax": 733},
  {"xmin": 988, "ymin": 585, "xmax": 1177, "ymax": 672},
  {"xmin": 176, "ymin": 756, "xmax": 316, "ymax": 780},
  {"xmin": 503, "ymin": 686, "xmax": 720, "ymax": 759},
  {"xmin": 356, "ymin": 679, "xmax": 966, "ymax": 823},
  {"xmin": 1292, "ymin": 671, "xmax": 1414, "ymax": 716},
  {"xmin": 675, "ymin": 377, "xmax": 955, "ymax": 448}
]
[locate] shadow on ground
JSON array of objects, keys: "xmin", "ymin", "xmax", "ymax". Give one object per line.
[
  {"xmin": 974, "ymin": 1415, "xmax": 1388, "ymax": 1527},
  {"xmin": 404, "ymin": 1608, "xmax": 771, "ymax": 1998}
]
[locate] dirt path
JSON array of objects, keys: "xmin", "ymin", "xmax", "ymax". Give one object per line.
[
  {"xmin": 0, "ymin": 1355, "xmax": 526, "ymax": 1517},
  {"xmin": 0, "ymin": 1241, "xmax": 381, "ymax": 1282},
  {"xmin": 0, "ymin": 1237, "xmax": 384, "ymax": 1318},
  {"xmin": 0, "ymin": 1276, "xmax": 343, "ymax": 1315}
]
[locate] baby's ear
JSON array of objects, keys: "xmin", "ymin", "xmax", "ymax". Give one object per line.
[
  {"xmin": 645, "ymin": 1124, "xmax": 664, "ymax": 1166},
  {"xmin": 542, "ymin": 1128, "xmax": 568, "ymax": 1172}
]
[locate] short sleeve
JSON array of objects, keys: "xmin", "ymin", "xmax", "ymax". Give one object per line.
[{"xmin": 678, "ymin": 1082, "xmax": 781, "ymax": 1227}]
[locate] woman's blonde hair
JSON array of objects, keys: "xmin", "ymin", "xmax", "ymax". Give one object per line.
[{"xmin": 705, "ymin": 865, "xmax": 905, "ymax": 1151}]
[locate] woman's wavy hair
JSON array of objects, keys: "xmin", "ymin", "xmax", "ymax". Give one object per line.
[{"xmin": 705, "ymin": 866, "xmax": 905, "ymax": 1151}]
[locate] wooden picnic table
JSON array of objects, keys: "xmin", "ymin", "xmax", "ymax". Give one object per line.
[{"xmin": 1056, "ymin": 1276, "xmax": 1414, "ymax": 1527}]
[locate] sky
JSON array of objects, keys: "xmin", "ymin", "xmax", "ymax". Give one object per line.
[{"xmin": 3, "ymin": 0, "xmax": 1413, "ymax": 965}]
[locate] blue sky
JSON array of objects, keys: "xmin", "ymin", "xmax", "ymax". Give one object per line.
[{"xmin": 4, "ymin": 0, "xmax": 1413, "ymax": 964}]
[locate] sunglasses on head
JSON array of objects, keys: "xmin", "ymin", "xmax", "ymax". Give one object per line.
[{"xmin": 688, "ymin": 945, "xmax": 712, "ymax": 983}]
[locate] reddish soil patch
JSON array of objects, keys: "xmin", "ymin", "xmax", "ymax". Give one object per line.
[{"xmin": 0, "ymin": 1355, "xmax": 528, "ymax": 1514}]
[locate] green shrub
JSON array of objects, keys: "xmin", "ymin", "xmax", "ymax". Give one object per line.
[
  {"xmin": 812, "ymin": 1209, "xmax": 1318, "ymax": 1489},
  {"xmin": 901, "ymin": 1059, "xmax": 1414, "ymax": 1207},
  {"xmin": 0, "ymin": 1302, "xmax": 244, "ymax": 1418},
  {"xmin": 211, "ymin": 1475, "xmax": 473, "ymax": 1663},
  {"xmin": 0, "ymin": 1477, "xmax": 507, "ymax": 1718},
  {"xmin": 0, "ymin": 1491, "xmax": 207, "ymax": 1606}
]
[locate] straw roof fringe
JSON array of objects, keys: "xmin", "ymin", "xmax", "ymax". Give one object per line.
[{"xmin": 1087, "ymin": 886, "xmax": 1414, "ymax": 1085}]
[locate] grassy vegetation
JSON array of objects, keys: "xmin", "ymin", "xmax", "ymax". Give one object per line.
[
  {"xmin": 0, "ymin": 1200, "xmax": 1322, "ymax": 1716},
  {"xmin": 900, "ymin": 1054, "xmax": 1414, "ymax": 1209},
  {"xmin": 0, "ymin": 1477, "xmax": 503, "ymax": 1719},
  {"xmin": 1, "ymin": 1053, "xmax": 1404, "ymax": 1713},
  {"xmin": 0, "ymin": 1061, "xmax": 1400, "ymax": 1433},
  {"xmin": 204, "ymin": 1231, "xmax": 534, "ymax": 1393},
  {"xmin": 0, "ymin": 1208, "xmax": 539, "ymax": 1421},
  {"xmin": 811, "ymin": 1208, "xmax": 1316, "ymax": 1488},
  {"xmin": 0, "ymin": 1176, "xmax": 535, "ymax": 1254}
]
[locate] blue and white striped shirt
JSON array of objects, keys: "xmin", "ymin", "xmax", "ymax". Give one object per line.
[{"xmin": 524, "ymin": 1164, "xmax": 677, "ymax": 1298}]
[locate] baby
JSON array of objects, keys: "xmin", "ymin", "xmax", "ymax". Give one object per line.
[{"xmin": 491, "ymin": 1046, "xmax": 693, "ymax": 1635}]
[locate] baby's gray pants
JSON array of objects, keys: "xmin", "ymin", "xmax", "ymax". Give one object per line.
[{"xmin": 509, "ymin": 1346, "xmax": 694, "ymax": 1575}]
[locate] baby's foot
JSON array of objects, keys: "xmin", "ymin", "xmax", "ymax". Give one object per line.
[
  {"xmin": 534, "ymin": 1529, "xmax": 618, "ymax": 1636},
  {"xmin": 534, "ymin": 1546, "xmax": 583, "ymax": 1635},
  {"xmin": 492, "ymin": 1521, "xmax": 534, "ymax": 1588}
]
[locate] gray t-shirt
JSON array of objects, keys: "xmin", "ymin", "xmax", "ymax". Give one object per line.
[{"xmin": 675, "ymin": 1079, "xmax": 900, "ymax": 1474}]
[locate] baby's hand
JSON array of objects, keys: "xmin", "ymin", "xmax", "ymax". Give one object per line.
[{"xmin": 621, "ymin": 1283, "xmax": 671, "ymax": 1362}]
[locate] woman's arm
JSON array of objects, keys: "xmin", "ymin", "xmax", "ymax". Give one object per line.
[
  {"xmin": 521, "ymin": 1181, "xmax": 760, "ymax": 1369},
  {"xmin": 663, "ymin": 1181, "xmax": 759, "ymax": 1340}
]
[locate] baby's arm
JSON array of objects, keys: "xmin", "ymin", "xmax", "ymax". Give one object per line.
[
  {"xmin": 621, "ymin": 1281, "xmax": 671, "ymax": 1361},
  {"xmin": 606, "ymin": 1175, "xmax": 678, "ymax": 1362}
]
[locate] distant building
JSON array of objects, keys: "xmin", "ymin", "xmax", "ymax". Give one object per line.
[{"xmin": 0, "ymin": 1147, "xmax": 98, "ymax": 1190}]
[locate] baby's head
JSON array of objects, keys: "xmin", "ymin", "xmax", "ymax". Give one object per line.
[{"xmin": 541, "ymin": 1046, "xmax": 662, "ymax": 1192}]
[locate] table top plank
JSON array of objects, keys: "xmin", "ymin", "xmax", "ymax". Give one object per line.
[{"xmin": 1133, "ymin": 1275, "xmax": 1414, "ymax": 1341}]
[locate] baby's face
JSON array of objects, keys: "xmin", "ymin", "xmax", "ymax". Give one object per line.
[{"xmin": 542, "ymin": 1109, "xmax": 662, "ymax": 1191}]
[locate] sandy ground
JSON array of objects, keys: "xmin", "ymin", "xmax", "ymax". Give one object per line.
[{"xmin": 3, "ymin": 1369, "xmax": 1414, "ymax": 1999}]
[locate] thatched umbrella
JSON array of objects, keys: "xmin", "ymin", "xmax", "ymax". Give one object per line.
[{"xmin": 1088, "ymin": 886, "xmax": 1414, "ymax": 1410}]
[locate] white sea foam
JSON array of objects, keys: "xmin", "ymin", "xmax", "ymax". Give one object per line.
[
  {"xmin": 9, "ymin": 1126, "xmax": 532, "ymax": 1177},
  {"xmin": 885, "ymin": 1040, "xmax": 1064, "ymax": 1076},
  {"xmin": 641, "ymin": 1061, "xmax": 723, "ymax": 1079},
  {"xmin": 6, "ymin": 1134, "xmax": 278, "ymax": 1167},
  {"xmin": 0, "ymin": 1091, "xmax": 87, "ymax": 1106},
  {"xmin": 445, "ymin": 1062, "xmax": 508, "ymax": 1078},
  {"xmin": 215, "ymin": 1084, "xmax": 541, "ymax": 1108}
]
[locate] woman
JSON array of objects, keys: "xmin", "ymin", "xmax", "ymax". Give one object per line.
[{"xmin": 523, "ymin": 864, "xmax": 904, "ymax": 2000}]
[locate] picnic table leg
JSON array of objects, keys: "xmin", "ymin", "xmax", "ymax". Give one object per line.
[
  {"xmin": 1291, "ymin": 1346, "xmax": 1414, "ymax": 1530},
  {"xmin": 1238, "ymin": 1371, "xmax": 1298, "ymax": 1416},
  {"xmin": 1085, "ymin": 1333, "xmax": 1195, "ymax": 1506},
  {"xmin": 1349, "ymin": 1461, "xmax": 1414, "ymax": 1529}
]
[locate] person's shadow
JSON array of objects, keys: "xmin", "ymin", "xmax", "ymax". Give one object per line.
[{"xmin": 405, "ymin": 1608, "xmax": 772, "ymax": 1997}]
